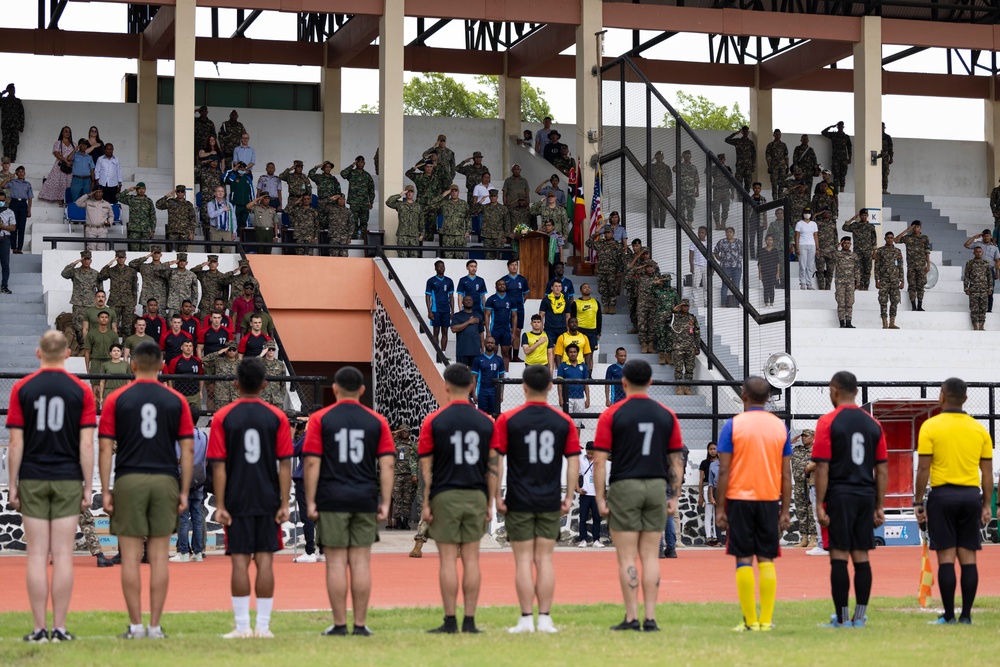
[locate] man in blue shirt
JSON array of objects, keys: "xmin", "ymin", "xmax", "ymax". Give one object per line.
[
  {"xmin": 604, "ymin": 347, "xmax": 627, "ymax": 407},
  {"xmin": 502, "ymin": 258, "xmax": 529, "ymax": 361},
  {"xmin": 471, "ymin": 336, "xmax": 505, "ymax": 415},
  {"xmin": 457, "ymin": 259, "xmax": 488, "ymax": 348},
  {"xmin": 485, "ymin": 278, "xmax": 516, "ymax": 363},
  {"xmin": 71, "ymin": 138, "xmax": 95, "ymax": 201},
  {"xmin": 557, "ymin": 343, "xmax": 589, "ymax": 414},
  {"xmin": 450, "ymin": 295, "xmax": 483, "ymax": 367},
  {"xmin": 425, "ymin": 260, "xmax": 455, "ymax": 351}
]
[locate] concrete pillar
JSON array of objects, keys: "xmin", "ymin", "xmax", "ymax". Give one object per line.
[
  {"xmin": 321, "ymin": 66, "xmax": 342, "ymax": 167},
  {"xmin": 499, "ymin": 72, "xmax": 521, "ymax": 175},
  {"xmin": 379, "ymin": 0, "xmax": 404, "ymax": 247},
  {"xmin": 172, "ymin": 0, "xmax": 196, "ymax": 192},
  {"xmin": 749, "ymin": 68, "xmax": 772, "ymax": 187},
  {"xmin": 985, "ymin": 78, "xmax": 1000, "ymax": 196},
  {"xmin": 137, "ymin": 52, "xmax": 158, "ymax": 169},
  {"xmin": 575, "ymin": 0, "xmax": 602, "ymax": 252},
  {"xmin": 852, "ymin": 15, "xmax": 882, "ymax": 212}
]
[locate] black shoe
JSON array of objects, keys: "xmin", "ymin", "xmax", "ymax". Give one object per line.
[
  {"xmin": 428, "ymin": 618, "xmax": 459, "ymax": 634},
  {"xmin": 23, "ymin": 629, "xmax": 48, "ymax": 643},
  {"xmin": 610, "ymin": 617, "xmax": 641, "ymax": 632},
  {"xmin": 111, "ymin": 552, "xmax": 122, "ymax": 565},
  {"xmin": 643, "ymin": 619, "xmax": 660, "ymax": 632},
  {"xmin": 96, "ymin": 553, "xmax": 115, "ymax": 567},
  {"xmin": 1, "ymin": 286, "xmax": 11, "ymax": 294},
  {"xmin": 839, "ymin": 320, "xmax": 846, "ymax": 329},
  {"xmin": 49, "ymin": 629, "xmax": 75, "ymax": 642},
  {"xmin": 845, "ymin": 320, "xmax": 856, "ymax": 329},
  {"xmin": 400, "ymin": 518, "xmax": 410, "ymax": 530},
  {"xmin": 663, "ymin": 550, "xmax": 677, "ymax": 559},
  {"xmin": 461, "ymin": 617, "xmax": 481, "ymax": 634},
  {"xmin": 322, "ymin": 625, "xmax": 349, "ymax": 636},
  {"xmin": 352, "ymin": 625, "xmax": 374, "ymax": 636}
]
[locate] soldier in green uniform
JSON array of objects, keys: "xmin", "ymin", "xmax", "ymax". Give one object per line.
[
  {"xmin": 842, "ymin": 209, "xmax": 877, "ymax": 290},
  {"xmin": 653, "ymin": 274, "xmax": 680, "ymax": 365},
  {"xmin": 649, "ymin": 150, "xmax": 672, "ymax": 229},
  {"xmin": 386, "ymin": 186, "xmax": 424, "ymax": 258},
  {"xmin": 585, "ymin": 225, "xmax": 626, "ymax": 314},
  {"xmin": 792, "ymin": 134, "xmax": 818, "ymax": 195},
  {"xmin": 193, "ymin": 106, "xmax": 217, "ymax": 165},
  {"xmin": 98, "ymin": 250, "xmax": 139, "ymax": 338},
  {"xmin": 625, "ymin": 244, "xmax": 651, "ymax": 332},
  {"xmin": 117, "ymin": 182, "xmax": 157, "ymax": 251},
  {"xmin": 156, "ymin": 185, "xmax": 197, "ymax": 252},
  {"xmin": 790, "ymin": 430, "xmax": 817, "ymax": 548},
  {"xmin": 83, "ymin": 291, "xmax": 119, "ymax": 338},
  {"xmin": 456, "ymin": 151, "xmax": 489, "ymax": 206},
  {"xmin": 964, "ymin": 245, "xmax": 993, "ymax": 331},
  {"xmin": 123, "ymin": 317, "xmax": 156, "ymax": 362},
  {"xmin": 708, "ymin": 153, "xmax": 734, "ymax": 231},
  {"xmin": 875, "ymin": 231, "xmax": 904, "ymax": 329},
  {"xmin": 309, "ymin": 161, "xmax": 343, "ymax": 240},
  {"xmin": 61, "ymin": 251, "xmax": 103, "ymax": 347},
  {"xmin": 130, "ymin": 246, "xmax": 171, "ymax": 315},
  {"xmin": 191, "ymin": 255, "xmax": 230, "ymax": 315},
  {"xmin": 784, "ymin": 170, "xmax": 810, "ymax": 228},
  {"xmin": 228, "ymin": 259, "xmax": 259, "ymax": 302},
  {"xmin": 391, "ymin": 424, "xmax": 418, "ymax": 529},
  {"xmin": 814, "ymin": 209, "xmax": 839, "ymax": 291},
  {"xmin": 502, "ymin": 164, "xmax": 532, "ymax": 233},
  {"xmin": 166, "ymin": 253, "xmax": 200, "ymax": 316},
  {"xmin": 812, "ymin": 170, "xmax": 839, "ymax": 221},
  {"xmin": 529, "ymin": 191, "xmax": 569, "ymax": 239},
  {"xmin": 551, "ymin": 144, "xmax": 577, "ymax": 176},
  {"xmin": 211, "ymin": 341, "xmax": 240, "ymax": 409},
  {"xmin": 880, "ymin": 122, "xmax": 894, "ymax": 195},
  {"xmin": 280, "ymin": 160, "xmax": 312, "ymax": 200},
  {"xmin": 83, "ymin": 310, "xmax": 118, "ymax": 396},
  {"xmin": 196, "ymin": 159, "xmax": 224, "ymax": 239},
  {"xmin": 99, "ymin": 343, "xmax": 132, "ymax": 405},
  {"xmin": 326, "ymin": 194, "xmax": 354, "ymax": 257},
  {"xmin": 286, "ymin": 193, "xmax": 318, "ymax": 255},
  {"xmin": 677, "ymin": 150, "xmax": 700, "ymax": 224},
  {"xmin": 821, "ymin": 121, "xmax": 853, "ymax": 192},
  {"xmin": 1, "ymin": 84, "xmax": 25, "ymax": 161},
  {"xmin": 340, "ymin": 156, "xmax": 376, "ymax": 239},
  {"xmin": 479, "ymin": 189, "xmax": 510, "ymax": 260},
  {"xmin": 217, "ymin": 110, "xmax": 246, "ymax": 165},
  {"xmin": 670, "ymin": 299, "xmax": 700, "ymax": 394},
  {"xmin": 428, "ymin": 184, "xmax": 471, "ymax": 259},
  {"xmin": 635, "ymin": 262, "xmax": 661, "ymax": 354},
  {"xmin": 407, "ymin": 158, "xmax": 442, "ymax": 240},
  {"xmin": 832, "ymin": 236, "xmax": 860, "ymax": 329},
  {"xmin": 261, "ymin": 341, "xmax": 287, "ymax": 407},
  {"xmin": 423, "ymin": 134, "xmax": 455, "ymax": 185},
  {"xmin": 765, "ymin": 129, "xmax": 789, "ymax": 200},
  {"xmin": 724, "ymin": 125, "xmax": 756, "ymax": 191}
]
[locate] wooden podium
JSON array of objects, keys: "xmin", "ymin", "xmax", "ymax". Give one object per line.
[{"xmin": 518, "ymin": 231, "xmax": 550, "ymax": 298}]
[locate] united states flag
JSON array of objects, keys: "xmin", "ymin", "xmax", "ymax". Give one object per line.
[{"xmin": 588, "ymin": 164, "xmax": 603, "ymax": 262}]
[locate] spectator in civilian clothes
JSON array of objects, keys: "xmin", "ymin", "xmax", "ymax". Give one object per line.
[
  {"xmin": 232, "ymin": 133, "xmax": 256, "ymax": 176},
  {"xmin": 708, "ymin": 454, "xmax": 722, "ymax": 546},
  {"xmin": 535, "ymin": 117, "xmax": 554, "ymax": 153},
  {"xmin": 698, "ymin": 443, "xmax": 720, "ymax": 546},
  {"xmin": 713, "ymin": 226, "xmax": 743, "ymax": 308},
  {"xmin": 206, "ymin": 185, "xmax": 235, "ymax": 254},
  {"xmin": 291, "ymin": 414, "xmax": 322, "ymax": 563},
  {"xmin": 69, "ymin": 139, "xmax": 94, "ymax": 201},
  {"xmin": 231, "ymin": 282, "xmax": 256, "ymax": 337},
  {"xmin": 688, "ymin": 226, "xmax": 709, "ymax": 308},
  {"xmin": 758, "ymin": 234, "xmax": 782, "ymax": 308},
  {"xmin": 170, "ymin": 428, "xmax": 208, "ymax": 562},
  {"xmin": 6, "ymin": 165, "xmax": 33, "ymax": 254},
  {"xmin": 93, "ymin": 143, "xmax": 123, "ymax": 204},
  {"xmin": 577, "ymin": 442, "xmax": 608, "ymax": 548}
]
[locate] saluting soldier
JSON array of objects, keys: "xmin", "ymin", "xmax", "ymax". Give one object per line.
[
  {"xmin": 117, "ymin": 182, "xmax": 157, "ymax": 251},
  {"xmin": 61, "ymin": 251, "xmax": 103, "ymax": 346},
  {"xmin": 386, "ymin": 186, "xmax": 424, "ymax": 258},
  {"xmin": 98, "ymin": 250, "xmax": 139, "ymax": 338},
  {"xmin": 156, "ymin": 185, "xmax": 197, "ymax": 252}
]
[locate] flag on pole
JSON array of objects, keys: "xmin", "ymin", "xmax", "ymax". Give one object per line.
[
  {"xmin": 588, "ymin": 164, "xmax": 603, "ymax": 262},
  {"xmin": 572, "ymin": 176, "xmax": 587, "ymax": 251},
  {"xmin": 918, "ymin": 541, "xmax": 934, "ymax": 608}
]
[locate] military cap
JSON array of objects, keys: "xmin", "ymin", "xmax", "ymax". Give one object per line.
[
  {"xmin": 449, "ymin": 184, "xmax": 459, "ymax": 191},
  {"xmin": 679, "ymin": 298, "xmax": 690, "ymax": 306},
  {"xmin": 209, "ymin": 156, "xmax": 219, "ymax": 163},
  {"xmin": 293, "ymin": 160, "xmax": 304, "ymax": 167},
  {"xmin": 226, "ymin": 340, "xmax": 238, "ymax": 350},
  {"xmin": 488, "ymin": 188, "xmax": 499, "ymax": 195},
  {"xmin": 238, "ymin": 259, "xmax": 249, "ymax": 267},
  {"xmin": 264, "ymin": 341, "xmax": 277, "ymax": 350},
  {"xmin": 80, "ymin": 251, "xmax": 92, "ymax": 259},
  {"xmin": 243, "ymin": 280, "xmax": 255, "ymax": 288},
  {"xmin": 603, "ymin": 225, "xmax": 613, "ymax": 233},
  {"xmin": 150, "ymin": 245, "xmax": 163, "ymax": 253},
  {"xmin": 208, "ymin": 254, "xmax": 219, "ymax": 262},
  {"xmin": 859, "ymin": 208, "xmax": 869, "ymax": 215},
  {"xmin": 397, "ymin": 423, "xmax": 411, "ymax": 431},
  {"xmin": 437, "ymin": 134, "xmax": 447, "ymax": 142},
  {"xmin": 355, "ymin": 155, "xmax": 365, "ymax": 162},
  {"xmin": 175, "ymin": 184, "xmax": 186, "ymax": 193},
  {"xmin": 801, "ymin": 428, "xmax": 815, "ymax": 436},
  {"xmin": 135, "ymin": 181, "xmax": 146, "ymax": 188},
  {"xmin": 472, "ymin": 151, "xmax": 483, "ymax": 158},
  {"xmin": 403, "ymin": 184, "xmax": 415, "ymax": 192},
  {"xmin": 177, "ymin": 253, "xmax": 188, "ymax": 261},
  {"xmin": 115, "ymin": 250, "xmax": 127, "ymax": 258},
  {"xmin": 654, "ymin": 150, "xmax": 663, "ymax": 157},
  {"xmin": 546, "ymin": 190, "xmax": 558, "ymax": 197},
  {"xmin": 196, "ymin": 105, "xmax": 208, "ymax": 112},
  {"xmin": 230, "ymin": 109, "xmax": 239, "ymax": 115},
  {"xmin": 0, "ymin": 156, "xmax": 10, "ymax": 164},
  {"xmin": 322, "ymin": 161, "xmax": 334, "ymax": 169}
]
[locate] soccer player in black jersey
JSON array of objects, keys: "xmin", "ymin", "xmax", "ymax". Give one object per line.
[
  {"xmin": 594, "ymin": 359, "xmax": 684, "ymax": 632},
  {"xmin": 207, "ymin": 357, "xmax": 293, "ymax": 639},
  {"xmin": 160, "ymin": 314, "xmax": 193, "ymax": 364},
  {"xmin": 813, "ymin": 371, "xmax": 888, "ymax": 628},
  {"xmin": 7, "ymin": 332, "xmax": 96, "ymax": 643},
  {"xmin": 303, "ymin": 366, "xmax": 395, "ymax": 636},
  {"xmin": 491, "ymin": 365, "xmax": 580, "ymax": 634},
  {"xmin": 418, "ymin": 364, "xmax": 495, "ymax": 634},
  {"xmin": 99, "ymin": 341, "xmax": 194, "ymax": 640}
]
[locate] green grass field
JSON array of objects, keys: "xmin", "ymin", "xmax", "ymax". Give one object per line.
[{"xmin": 2, "ymin": 598, "xmax": 998, "ymax": 666}]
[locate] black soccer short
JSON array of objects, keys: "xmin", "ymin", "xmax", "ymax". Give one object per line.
[
  {"xmin": 825, "ymin": 491, "xmax": 876, "ymax": 552},
  {"xmin": 224, "ymin": 514, "xmax": 283, "ymax": 555},
  {"xmin": 725, "ymin": 499, "xmax": 781, "ymax": 559},
  {"xmin": 927, "ymin": 485, "xmax": 983, "ymax": 552}
]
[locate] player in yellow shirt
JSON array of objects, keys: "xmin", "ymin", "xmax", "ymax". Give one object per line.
[
  {"xmin": 520, "ymin": 315, "xmax": 549, "ymax": 366},
  {"xmin": 553, "ymin": 317, "xmax": 593, "ymax": 372}
]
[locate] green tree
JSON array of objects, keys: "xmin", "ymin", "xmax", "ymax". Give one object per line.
[
  {"xmin": 663, "ymin": 91, "xmax": 748, "ymax": 131},
  {"xmin": 474, "ymin": 76, "xmax": 554, "ymax": 123}
]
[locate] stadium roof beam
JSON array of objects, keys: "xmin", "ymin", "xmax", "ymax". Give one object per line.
[
  {"xmin": 231, "ymin": 9, "xmax": 263, "ymax": 38},
  {"xmin": 326, "ymin": 14, "xmax": 381, "ymax": 68},
  {"xmin": 758, "ymin": 39, "xmax": 855, "ymax": 89},
  {"xmin": 882, "ymin": 45, "xmax": 928, "ymax": 66},
  {"xmin": 142, "ymin": 6, "xmax": 176, "ymax": 61},
  {"xmin": 506, "ymin": 23, "xmax": 577, "ymax": 78},
  {"xmin": 623, "ymin": 31, "xmax": 676, "ymax": 59},
  {"xmin": 409, "ymin": 18, "xmax": 451, "ymax": 46},
  {"xmin": 46, "ymin": 0, "xmax": 69, "ymax": 30}
]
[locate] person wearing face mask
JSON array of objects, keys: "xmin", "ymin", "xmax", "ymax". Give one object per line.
[
  {"xmin": 794, "ymin": 207, "xmax": 819, "ymax": 290},
  {"xmin": 224, "ymin": 161, "xmax": 255, "ymax": 234}
]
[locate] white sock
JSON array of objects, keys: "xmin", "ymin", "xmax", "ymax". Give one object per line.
[
  {"xmin": 130, "ymin": 623, "xmax": 145, "ymax": 634},
  {"xmin": 233, "ymin": 595, "xmax": 251, "ymax": 632},
  {"xmin": 148, "ymin": 625, "xmax": 161, "ymax": 634},
  {"xmin": 256, "ymin": 597, "xmax": 273, "ymax": 631}
]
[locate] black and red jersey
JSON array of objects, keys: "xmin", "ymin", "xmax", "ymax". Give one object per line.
[
  {"xmin": 160, "ymin": 328, "xmax": 194, "ymax": 363},
  {"xmin": 179, "ymin": 315, "xmax": 201, "ymax": 341},
  {"xmin": 6, "ymin": 368, "xmax": 96, "ymax": 481},
  {"xmin": 199, "ymin": 325, "xmax": 231, "ymax": 356},
  {"xmin": 238, "ymin": 332, "xmax": 270, "ymax": 357},
  {"xmin": 812, "ymin": 404, "xmax": 888, "ymax": 495},
  {"xmin": 491, "ymin": 402, "xmax": 581, "ymax": 512},
  {"xmin": 142, "ymin": 315, "xmax": 166, "ymax": 343},
  {"xmin": 594, "ymin": 395, "xmax": 684, "ymax": 483},
  {"xmin": 202, "ymin": 313, "xmax": 235, "ymax": 336},
  {"xmin": 207, "ymin": 398, "xmax": 293, "ymax": 516},
  {"xmin": 418, "ymin": 401, "xmax": 494, "ymax": 499},
  {"xmin": 100, "ymin": 379, "xmax": 195, "ymax": 479},
  {"xmin": 303, "ymin": 398, "xmax": 395, "ymax": 513},
  {"xmin": 166, "ymin": 354, "xmax": 203, "ymax": 397}
]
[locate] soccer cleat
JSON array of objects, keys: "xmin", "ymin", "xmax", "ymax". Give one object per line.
[
  {"xmin": 536, "ymin": 615, "xmax": 558, "ymax": 634},
  {"xmin": 852, "ymin": 616, "xmax": 867, "ymax": 628},
  {"xmin": 222, "ymin": 629, "xmax": 254, "ymax": 639},
  {"xmin": 49, "ymin": 629, "xmax": 76, "ymax": 642},
  {"xmin": 642, "ymin": 619, "xmax": 660, "ymax": 632},
  {"xmin": 118, "ymin": 627, "xmax": 146, "ymax": 639},
  {"xmin": 461, "ymin": 618, "xmax": 482, "ymax": 634},
  {"xmin": 733, "ymin": 622, "xmax": 760, "ymax": 632},
  {"xmin": 577, "ymin": 541, "xmax": 591, "ymax": 548},
  {"xmin": 930, "ymin": 616, "xmax": 957, "ymax": 625},
  {"xmin": 192, "ymin": 553, "xmax": 204, "ymax": 562},
  {"xmin": 322, "ymin": 625, "xmax": 349, "ymax": 636},
  {"xmin": 23, "ymin": 629, "xmax": 48, "ymax": 643},
  {"xmin": 293, "ymin": 553, "xmax": 317, "ymax": 563},
  {"xmin": 758, "ymin": 623, "xmax": 774, "ymax": 632},
  {"xmin": 146, "ymin": 627, "xmax": 168, "ymax": 639},
  {"xmin": 508, "ymin": 617, "xmax": 535, "ymax": 634},
  {"xmin": 820, "ymin": 615, "xmax": 852, "ymax": 628},
  {"xmin": 410, "ymin": 541, "xmax": 424, "ymax": 558},
  {"xmin": 254, "ymin": 628, "xmax": 275, "ymax": 639},
  {"xmin": 169, "ymin": 552, "xmax": 191, "ymax": 563},
  {"xmin": 428, "ymin": 618, "xmax": 459, "ymax": 634},
  {"xmin": 352, "ymin": 625, "xmax": 374, "ymax": 636},
  {"xmin": 610, "ymin": 617, "xmax": 641, "ymax": 632},
  {"xmin": 958, "ymin": 617, "xmax": 972, "ymax": 625},
  {"xmin": 592, "ymin": 541, "xmax": 605, "ymax": 549}
]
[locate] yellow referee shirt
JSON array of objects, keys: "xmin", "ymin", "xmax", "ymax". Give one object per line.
[{"xmin": 917, "ymin": 410, "xmax": 993, "ymax": 488}]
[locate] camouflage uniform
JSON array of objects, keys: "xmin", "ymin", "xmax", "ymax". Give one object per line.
[
  {"xmin": 875, "ymin": 244, "xmax": 904, "ymax": 323},
  {"xmin": 229, "ymin": 268, "xmax": 259, "ymax": 302},
  {"xmin": 528, "ymin": 201, "xmax": 569, "ymax": 239},
  {"xmin": 193, "ymin": 115, "xmax": 216, "ymax": 162},
  {"xmin": 652, "ymin": 279, "xmax": 680, "ymax": 357},
  {"xmin": 648, "ymin": 160, "xmax": 672, "ymax": 228},
  {"xmin": 708, "ymin": 162, "xmax": 734, "ymax": 230},
  {"xmin": 479, "ymin": 201, "xmax": 511, "ymax": 260},
  {"xmin": 991, "ymin": 184, "xmax": 1000, "ymax": 229},
  {"xmin": 811, "ymin": 181, "xmax": 839, "ymax": 221},
  {"xmin": 192, "ymin": 266, "xmax": 230, "ymax": 314},
  {"xmin": 218, "ymin": 119, "xmax": 246, "ymax": 161},
  {"xmin": 339, "ymin": 165, "xmax": 376, "ymax": 237},
  {"xmin": 155, "ymin": 195, "xmax": 197, "ymax": 252},
  {"xmin": 586, "ymin": 236, "xmax": 626, "ymax": 312},
  {"xmin": 391, "ymin": 436, "xmax": 418, "ymax": 525},
  {"xmin": 1, "ymin": 91, "xmax": 25, "ymax": 161},
  {"xmin": 167, "ymin": 267, "xmax": 200, "ymax": 315},
  {"xmin": 456, "ymin": 161, "xmax": 489, "ymax": 206},
  {"xmin": 55, "ymin": 312, "xmax": 81, "ymax": 356},
  {"xmin": 261, "ymin": 357, "xmax": 287, "ymax": 408},
  {"xmin": 424, "ymin": 145, "xmax": 455, "ymax": 184},
  {"xmin": 61, "ymin": 262, "xmax": 102, "ymax": 346},
  {"xmin": 196, "ymin": 167, "xmax": 223, "ymax": 231},
  {"xmin": 429, "ymin": 196, "xmax": 470, "ymax": 259},
  {"xmin": 309, "ymin": 167, "xmax": 343, "ymax": 235},
  {"xmin": 130, "ymin": 256, "xmax": 171, "ymax": 314},
  {"xmin": 784, "ymin": 177, "xmax": 810, "ymax": 228},
  {"xmin": 724, "ymin": 132, "xmax": 756, "ymax": 190},
  {"xmin": 842, "ymin": 219, "xmax": 876, "ymax": 290},
  {"xmin": 551, "ymin": 155, "xmax": 576, "ymax": 176},
  {"xmin": 78, "ymin": 508, "xmax": 102, "ymax": 557},
  {"xmin": 117, "ymin": 191, "xmax": 157, "ymax": 251},
  {"xmin": 279, "ymin": 167, "xmax": 312, "ymax": 199},
  {"xmin": 670, "ymin": 311, "xmax": 701, "ymax": 381},
  {"xmin": 881, "ymin": 129, "xmax": 894, "ymax": 193},
  {"xmin": 821, "ymin": 127, "xmax": 852, "ymax": 191},
  {"xmin": 98, "ymin": 261, "xmax": 139, "ymax": 338},
  {"xmin": 406, "ymin": 167, "xmax": 442, "ymax": 238},
  {"xmin": 790, "ymin": 444, "xmax": 815, "ymax": 542},
  {"xmin": 765, "ymin": 138, "xmax": 789, "ymax": 200},
  {"xmin": 676, "ymin": 162, "xmax": 700, "ymax": 224},
  {"xmin": 814, "ymin": 215, "xmax": 839, "ymax": 291},
  {"xmin": 792, "ymin": 144, "xmax": 818, "ymax": 194},
  {"xmin": 326, "ymin": 203, "xmax": 353, "ymax": 257},
  {"xmin": 213, "ymin": 352, "xmax": 240, "ymax": 408},
  {"xmin": 286, "ymin": 198, "xmax": 318, "ymax": 255},
  {"xmin": 625, "ymin": 250, "xmax": 652, "ymax": 328},
  {"xmin": 636, "ymin": 269, "xmax": 661, "ymax": 350},
  {"xmin": 502, "ymin": 175, "xmax": 532, "ymax": 232},
  {"xmin": 832, "ymin": 247, "xmax": 859, "ymax": 322},
  {"xmin": 964, "ymin": 256, "xmax": 993, "ymax": 330},
  {"xmin": 385, "ymin": 194, "xmax": 423, "ymax": 258}
]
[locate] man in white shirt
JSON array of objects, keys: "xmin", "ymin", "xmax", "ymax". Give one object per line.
[
  {"xmin": 75, "ymin": 189, "xmax": 114, "ymax": 251},
  {"xmin": 206, "ymin": 185, "xmax": 235, "ymax": 253},
  {"xmin": 687, "ymin": 226, "xmax": 709, "ymax": 307},
  {"xmin": 93, "ymin": 143, "xmax": 123, "ymax": 204},
  {"xmin": 577, "ymin": 441, "xmax": 610, "ymax": 548},
  {"xmin": 472, "ymin": 172, "xmax": 492, "ymax": 206},
  {"xmin": 794, "ymin": 207, "xmax": 819, "ymax": 290}
]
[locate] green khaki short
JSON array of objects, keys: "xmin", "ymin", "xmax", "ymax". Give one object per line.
[
  {"xmin": 504, "ymin": 510, "xmax": 561, "ymax": 542},
  {"xmin": 18, "ymin": 479, "xmax": 83, "ymax": 520},
  {"xmin": 608, "ymin": 478, "xmax": 668, "ymax": 533},
  {"xmin": 317, "ymin": 511, "xmax": 378, "ymax": 548},
  {"xmin": 110, "ymin": 473, "xmax": 179, "ymax": 537},
  {"xmin": 429, "ymin": 489, "xmax": 488, "ymax": 544}
]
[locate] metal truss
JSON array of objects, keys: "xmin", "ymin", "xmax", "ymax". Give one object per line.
[
  {"xmin": 464, "ymin": 20, "xmax": 544, "ymax": 51},
  {"xmin": 297, "ymin": 13, "xmax": 352, "ymax": 43},
  {"xmin": 709, "ymin": 34, "xmax": 808, "ymax": 64},
  {"xmin": 126, "ymin": 4, "xmax": 160, "ymax": 34}
]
